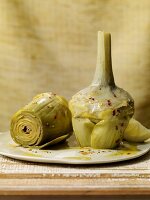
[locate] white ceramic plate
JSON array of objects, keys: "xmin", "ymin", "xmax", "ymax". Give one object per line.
[{"xmin": 0, "ymin": 132, "xmax": 149, "ymax": 164}]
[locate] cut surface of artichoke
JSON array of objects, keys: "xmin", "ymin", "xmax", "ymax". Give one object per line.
[
  {"xmin": 69, "ymin": 31, "xmax": 134, "ymax": 149},
  {"xmin": 10, "ymin": 92, "xmax": 72, "ymax": 148}
]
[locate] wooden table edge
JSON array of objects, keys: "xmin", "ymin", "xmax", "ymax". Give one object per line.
[{"xmin": 0, "ymin": 188, "xmax": 150, "ymax": 196}]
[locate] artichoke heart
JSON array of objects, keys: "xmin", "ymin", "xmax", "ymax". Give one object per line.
[
  {"xmin": 69, "ymin": 31, "xmax": 134, "ymax": 149},
  {"xmin": 10, "ymin": 92, "xmax": 72, "ymax": 148}
]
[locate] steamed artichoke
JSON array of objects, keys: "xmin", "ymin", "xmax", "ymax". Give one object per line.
[
  {"xmin": 10, "ymin": 92, "xmax": 72, "ymax": 148},
  {"xmin": 69, "ymin": 31, "xmax": 134, "ymax": 149}
]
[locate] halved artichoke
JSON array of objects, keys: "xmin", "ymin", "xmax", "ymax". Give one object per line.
[{"xmin": 10, "ymin": 92, "xmax": 72, "ymax": 148}]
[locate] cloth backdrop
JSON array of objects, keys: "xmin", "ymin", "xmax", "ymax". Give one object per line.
[{"xmin": 0, "ymin": 0, "xmax": 150, "ymax": 131}]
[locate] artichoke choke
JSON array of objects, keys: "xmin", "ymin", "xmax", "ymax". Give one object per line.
[
  {"xmin": 69, "ymin": 31, "xmax": 134, "ymax": 149},
  {"xmin": 10, "ymin": 92, "xmax": 72, "ymax": 148}
]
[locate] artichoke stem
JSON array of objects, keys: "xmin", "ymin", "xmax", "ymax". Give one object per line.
[{"xmin": 92, "ymin": 31, "xmax": 115, "ymax": 88}]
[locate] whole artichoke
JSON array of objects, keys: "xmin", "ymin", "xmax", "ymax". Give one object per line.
[{"xmin": 69, "ymin": 31, "xmax": 134, "ymax": 149}]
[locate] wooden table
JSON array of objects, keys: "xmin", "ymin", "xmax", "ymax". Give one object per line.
[{"xmin": 0, "ymin": 146, "xmax": 150, "ymax": 200}]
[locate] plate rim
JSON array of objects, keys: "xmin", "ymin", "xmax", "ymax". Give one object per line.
[{"xmin": 0, "ymin": 132, "xmax": 150, "ymax": 165}]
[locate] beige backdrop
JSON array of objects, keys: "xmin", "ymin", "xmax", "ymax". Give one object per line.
[{"xmin": 0, "ymin": 0, "xmax": 150, "ymax": 131}]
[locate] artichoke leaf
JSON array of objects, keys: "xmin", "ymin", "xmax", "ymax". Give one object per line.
[
  {"xmin": 124, "ymin": 118, "xmax": 150, "ymax": 142},
  {"xmin": 72, "ymin": 117, "xmax": 94, "ymax": 147},
  {"xmin": 33, "ymin": 133, "xmax": 71, "ymax": 149},
  {"xmin": 91, "ymin": 118, "xmax": 123, "ymax": 149}
]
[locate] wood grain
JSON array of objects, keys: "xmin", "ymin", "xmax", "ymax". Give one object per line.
[
  {"xmin": 0, "ymin": 177, "xmax": 150, "ymax": 195},
  {"xmin": 0, "ymin": 196, "xmax": 150, "ymax": 200}
]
